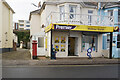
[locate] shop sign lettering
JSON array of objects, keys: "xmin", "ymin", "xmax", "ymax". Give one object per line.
[{"xmin": 54, "ymin": 25, "xmax": 76, "ymax": 30}]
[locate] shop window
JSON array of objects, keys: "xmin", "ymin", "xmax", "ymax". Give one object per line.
[
  {"xmin": 69, "ymin": 5, "xmax": 76, "ymax": 19},
  {"xmin": 82, "ymin": 34, "xmax": 98, "ymax": 52},
  {"xmin": 38, "ymin": 37, "xmax": 44, "ymax": 47},
  {"xmin": 88, "ymin": 10, "xmax": 93, "ymax": 25},
  {"xmin": 117, "ymin": 34, "xmax": 120, "ymax": 48},
  {"xmin": 107, "ymin": 34, "xmax": 110, "ymax": 49},
  {"xmin": 59, "ymin": 6, "xmax": 65, "ymax": 20},
  {"xmin": 54, "ymin": 36, "xmax": 66, "ymax": 52}
]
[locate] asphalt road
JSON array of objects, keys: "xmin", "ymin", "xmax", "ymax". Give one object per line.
[{"xmin": 2, "ymin": 64, "xmax": 119, "ymax": 78}]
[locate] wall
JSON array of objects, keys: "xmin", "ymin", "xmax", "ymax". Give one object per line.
[
  {"xmin": 30, "ymin": 14, "xmax": 41, "ymax": 36},
  {"xmin": 0, "ymin": 1, "xmax": 2, "ymax": 49},
  {"xmin": 41, "ymin": 4, "xmax": 57, "ymax": 26},
  {"xmin": 2, "ymin": 2, "xmax": 13, "ymax": 49},
  {"xmin": 102, "ymin": 7, "xmax": 120, "ymax": 58}
]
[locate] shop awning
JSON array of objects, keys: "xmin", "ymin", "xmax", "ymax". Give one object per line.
[{"xmin": 45, "ymin": 23, "xmax": 114, "ymax": 33}]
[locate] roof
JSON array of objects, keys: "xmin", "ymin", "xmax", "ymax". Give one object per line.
[
  {"xmin": 29, "ymin": 2, "xmax": 46, "ymax": 21},
  {"xmin": 104, "ymin": 2, "xmax": 120, "ymax": 8},
  {"xmin": 2, "ymin": 0, "xmax": 15, "ymax": 13},
  {"xmin": 29, "ymin": 9, "xmax": 41, "ymax": 21}
]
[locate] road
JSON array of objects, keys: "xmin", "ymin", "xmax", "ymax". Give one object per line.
[{"xmin": 2, "ymin": 64, "xmax": 119, "ymax": 78}]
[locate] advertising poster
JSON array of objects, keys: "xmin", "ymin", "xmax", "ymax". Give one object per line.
[
  {"xmin": 55, "ymin": 45, "xmax": 59, "ymax": 52},
  {"xmin": 45, "ymin": 37, "xmax": 47, "ymax": 50},
  {"xmin": 61, "ymin": 36, "xmax": 66, "ymax": 43},
  {"xmin": 55, "ymin": 36, "xmax": 59, "ymax": 43},
  {"xmin": 61, "ymin": 45, "xmax": 65, "ymax": 52}
]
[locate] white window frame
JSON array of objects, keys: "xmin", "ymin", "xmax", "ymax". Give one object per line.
[
  {"xmin": 38, "ymin": 37, "xmax": 44, "ymax": 47},
  {"xmin": 88, "ymin": 10, "xmax": 93, "ymax": 25},
  {"xmin": 69, "ymin": 5, "xmax": 77, "ymax": 20},
  {"xmin": 59, "ymin": 5, "xmax": 65, "ymax": 21}
]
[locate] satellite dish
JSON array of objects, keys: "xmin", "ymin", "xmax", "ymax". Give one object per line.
[{"xmin": 38, "ymin": 1, "xmax": 41, "ymax": 8}]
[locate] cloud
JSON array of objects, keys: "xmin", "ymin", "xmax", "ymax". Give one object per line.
[{"xmin": 6, "ymin": 0, "xmax": 40, "ymax": 22}]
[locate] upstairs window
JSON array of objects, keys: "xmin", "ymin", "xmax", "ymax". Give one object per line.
[
  {"xmin": 108, "ymin": 10, "xmax": 113, "ymax": 16},
  {"xmin": 88, "ymin": 10, "xmax": 93, "ymax": 25},
  {"xmin": 59, "ymin": 6, "xmax": 65, "ymax": 20},
  {"xmin": 69, "ymin": 5, "xmax": 76, "ymax": 19}
]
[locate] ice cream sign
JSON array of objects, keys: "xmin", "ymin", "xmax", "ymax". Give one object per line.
[{"xmin": 54, "ymin": 25, "xmax": 76, "ymax": 30}]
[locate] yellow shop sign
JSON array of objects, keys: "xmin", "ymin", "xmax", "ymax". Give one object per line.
[{"xmin": 45, "ymin": 23, "xmax": 114, "ymax": 33}]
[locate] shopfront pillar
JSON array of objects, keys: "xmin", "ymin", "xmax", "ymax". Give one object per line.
[{"xmin": 51, "ymin": 29, "xmax": 53, "ymax": 59}]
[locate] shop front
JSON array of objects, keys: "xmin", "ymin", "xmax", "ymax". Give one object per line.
[{"xmin": 45, "ymin": 23, "xmax": 114, "ymax": 58}]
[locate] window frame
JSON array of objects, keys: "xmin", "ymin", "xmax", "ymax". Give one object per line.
[
  {"xmin": 26, "ymin": 25, "xmax": 30, "ymax": 27},
  {"xmin": 88, "ymin": 10, "xmax": 93, "ymax": 25},
  {"xmin": 108, "ymin": 10, "xmax": 113, "ymax": 16},
  {"xmin": 38, "ymin": 37, "xmax": 44, "ymax": 48},
  {"xmin": 81, "ymin": 33, "xmax": 98, "ymax": 52},
  {"xmin": 59, "ymin": 5, "xmax": 65, "ymax": 21},
  {"xmin": 69, "ymin": 5, "xmax": 77, "ymax": 19}
]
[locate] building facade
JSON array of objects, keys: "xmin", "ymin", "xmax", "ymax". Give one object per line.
[
  {"xmin": 30, "ymin": 0, "xmax": 114, "ymax": 58},
  {"xmin": 18, "ymin": 20, "xmax": 30, "ymax": 30},
  {"xmin": 100, "ymin": 2, "xmax": 120, "ymax": 58},
  {"xmin": 0, "ymin": 0, "xmax": 15, "ymax": 53}
]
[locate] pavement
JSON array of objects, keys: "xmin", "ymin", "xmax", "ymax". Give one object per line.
[
  {"xmin": 2, "ymin": 58, "xmax": 119, "ymax": 67},
  {"xmin": 1, "ymin": 48, "xmax": 120, "ymax": 67}
]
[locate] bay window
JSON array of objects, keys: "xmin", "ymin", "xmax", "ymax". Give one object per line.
[
  {"xmin": 69, "ymin": 5, "xmax": 76, "ymax": 19},
  {"xmin": 59, "ymin": 6, "xmax": 65, "ymax": 21}
]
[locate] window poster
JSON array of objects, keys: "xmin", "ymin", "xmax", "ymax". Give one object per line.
[
  {"xmin": 55, "ymin": 36, "xmax": 59, "ymax": 43},
  {"xmin": 61, "ymin": 36, "xmax": 66, "ymax": 43},
  {"xmin": 55, "ymin": 45, "xmax": 59, "ymax": 52},
  {"xmin": 61, "ymin": 45, "xmax": 65, "ymax": 52}
]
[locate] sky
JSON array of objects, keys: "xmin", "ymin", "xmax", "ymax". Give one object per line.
[{"xmin": 6, "ymin": 0, "xmax": 40, "ymax": 22}]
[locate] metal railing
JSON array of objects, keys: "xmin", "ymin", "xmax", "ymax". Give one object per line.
[{"xmin": 46, "ymin": 12, "xmax": 114, "ymax": 27}]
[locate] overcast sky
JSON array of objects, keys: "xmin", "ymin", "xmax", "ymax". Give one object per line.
[{"xmin": 6, "ymin": 0, "xmax": 40, "ymax": 22}]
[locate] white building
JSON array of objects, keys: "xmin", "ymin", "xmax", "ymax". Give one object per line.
[
  {"xmin": 18, "ymin": 20, "xmax": 30, "ymax": 30},
  {"xmin": 0, "ymin": 0, "xmax": 15, "ymax": 53},
  {"xmin": 29, "ymin": 0, "xmax": 114, "ymax": 58}
]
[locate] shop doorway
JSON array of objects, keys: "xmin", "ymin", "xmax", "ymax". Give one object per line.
[{"xmin": 68, "ymin": 37, "xmax": 78, "ymax": 56}]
